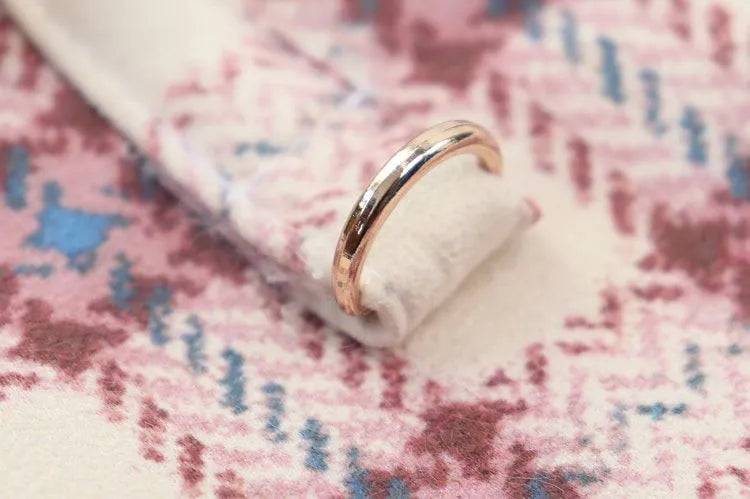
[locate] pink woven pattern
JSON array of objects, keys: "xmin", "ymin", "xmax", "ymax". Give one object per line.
[{"xmin": 2, "ymin": 1, "xmax": 750, "ymax": 497}]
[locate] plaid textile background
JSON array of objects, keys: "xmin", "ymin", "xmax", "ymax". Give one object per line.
[{"xmin": 2, "ymin": 1, "xmax": 750, "ymax": 497}]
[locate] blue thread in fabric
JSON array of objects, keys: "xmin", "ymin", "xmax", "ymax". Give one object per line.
[
  {"xmin": 640, "ymin": 69, "xmax": 668, "ymax": 136},
  {"xmin": 109, "ymin": 253, "xmax": 134, "ymax": 310},
  {"xmin": 598, "ymin": 37, "xmax": 625, "ymax": 104},
  {"xmin": 726, "ymin": 135, "xmax": 750, "ymax": 200},
  {"xmin": 14, "ymin": 264, "xmax": 53, "ymax": 278},
  {"xmin": 527, "ymin": 473, "xmax": 553, "ymax": 499},
  {"xmin": 387, "ymin": 478, "xmax": 410, "ymax": 498},
  {"xmin": 687, "ymin": 374, "xmax": 705, "ymax": 390},
  {"xmin": 637, "ymin": 402, "xmax": 687, "ymax": 421},
  {"xmin": 672, "ymin": 403, "xmax": 687, "ymax": 415},
  {"xmin": 4, "ymin": 145, "xmax": 29, "ymax": 210},
  {"xmin": 120, "ymin": 144, "xmax": 159, "ymax": 200},
  {"xmin": 220, "ymin": 348, "xmax": 248, "ymax": 414},
  {"xmin": 267, "ymin": 415, "xmax": 281, "ymax": 433},
  {"xmin": 487, "ymin": 0, "xmax": 510, "ymax": 16},
  {"xmin": 235, "ymin": 141, "xmax": 284, "ymax": 157},
  {"xmin": 182, "ymin": 315, "xmax": 207, "ymax": 374},
  {"xmin": 684, "ymin": 343, "xmax": 705, "ymax": 391},
  {"xmin": 345, "ymin": 447, "xmax": 370, "ymax": 499},
  {"xmin": 560, "ymin": 10, "xmax": 580, "ymax": 64},
  {"xmin": 562, "ymin": 470, "xmax": 598, "ymax": 486},
  {"xmin": 262, "ymin": 382, "xmax": 287, "ymax": 442},
  {"xmin": 147, "ymin": 285, "xmax": 172, "ymax": 345},
  {"xmin": 613, "ymin": 404, "xmax": 627, "ymax": 426},
  {"xmin": 300, "ymin": 418, "xmax": 329, "ymax": 471},
  {"xmin": 638, "ymin": 402, "xmax": 667, "ymax": 420},
  {"xmin": 27, "ymin": 182, "xmax": 128, "ymax": 272},
  {"xmin": 136, "ymin": 153, "xmax": 159, "ymax": 200},
  {"xmin": 361, "ymin": 0, "xmax": 378, "ymax": 16},
  {"xmin": 680, "ymin": 107, "xmax": 707, "ymax": 165},
  {"xmin": 523, "ymin": 0, "xmax": 543, "ymax": 41}
]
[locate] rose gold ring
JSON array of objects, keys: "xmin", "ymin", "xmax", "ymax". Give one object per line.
[{"xmin": 331, "ymin": 120, "xmax": 504, "ymax": 316}]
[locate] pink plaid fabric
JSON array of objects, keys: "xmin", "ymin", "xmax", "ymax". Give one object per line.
[{"xmin": 1, "ymin": 1, "xmax": 750, "ymax": 497}]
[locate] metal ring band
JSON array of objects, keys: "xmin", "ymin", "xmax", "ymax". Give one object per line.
[{"xmin": 331, "ymin": 120, "xmax": 504, "ymax": 316}]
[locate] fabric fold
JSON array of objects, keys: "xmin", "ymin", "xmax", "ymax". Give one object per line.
[{"xmin": 4, "ymin": 0, "xmax": 534, "ymax": 345}]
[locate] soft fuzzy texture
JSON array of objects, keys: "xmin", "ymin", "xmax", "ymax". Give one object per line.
[{"xmin": 2, "ymin": 0, "xmax": 750, "ymax": 497}]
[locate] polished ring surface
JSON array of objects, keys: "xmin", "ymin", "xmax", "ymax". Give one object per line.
[{"xmin": 331, "ymin": 120, "xmax": 504, "ymax": 316}]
